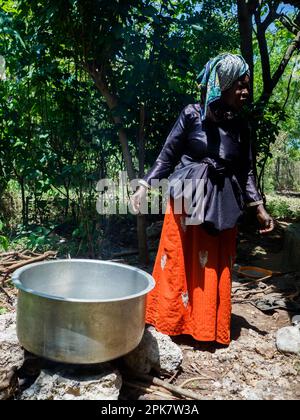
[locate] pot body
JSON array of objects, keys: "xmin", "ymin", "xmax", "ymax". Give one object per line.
[{"xmin": 13, "ymin": 260, "xmax": 155, "ymax": 364}]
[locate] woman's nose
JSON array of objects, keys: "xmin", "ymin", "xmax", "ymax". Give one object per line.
[{"xmin": 241, "ymin": 88, "xmax": 249, "ymax": 98}]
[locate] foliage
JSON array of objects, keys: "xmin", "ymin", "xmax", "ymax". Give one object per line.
[
  {"xmin": 266, "ymin": 193, "xmax": 300, "ymax": 221},
  {"xmin": 0, "ymin": 219, "xmax": 9, "ymax": 250},
  {"xmin": 0, "ymin": 0, "xmax": 299, "ymax": 246},
  {"xmin": 0, "ymin": 0, "xmax": 239, "ymax": 233}
]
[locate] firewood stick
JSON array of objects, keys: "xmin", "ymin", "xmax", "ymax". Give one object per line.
[
  {"xmin": 232, "ymin": 275, "xmax": 272, "ymax": 289},
  {"xmin": 133, "ymin": 373, "xmax": 202, "ymax": 400},
  {"xmin": 0, "ymin": 286, "xmax": 14, "ymax": 306},
  {"xmin": 0, "ymin": 261, "xmax": 21, "ymax": 266},
  {"xmin": 0, "ymin": 251, "xmax": 18, "ymax": 258},
  {"xmin": 179, "ymin": 376, "xmax": 213, "ymax": 388},
  {"xmin": 1, "ymin": 251, "xmax": 57, "ymax": 284},
  {"xmin": 124, "ymin": 381, "xmax": 178, "ymax": 400}
]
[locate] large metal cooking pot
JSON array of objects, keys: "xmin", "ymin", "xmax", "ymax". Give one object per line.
[{"xmin": 12, "ymin": 259, "xmax": 155, "ymax": 364}]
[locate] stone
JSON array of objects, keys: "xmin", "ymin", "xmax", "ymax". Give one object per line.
[
  {"xmin": 255, "ymin": 343, "xmax": 276, "ymax": 359},
  {"xmin": 0, "ymin": 312, "xmax": 24, "ymax": 371},
  {"xmin": 19, "ymin": 364, "xmax": 122, "ymax": 400},
  {"xmin": 0, "ymin": 312, "xmax": 24, "ymax": 400},
  {"xmin": 292, "ymin": 315, "xmax": 300, "ymax": 326},
  {"xmin": 0, "ymin": 366, "xmax": 19, "ymax": 400},
  {"xmin": 276, "ymin": 326, "xmax": 300, "ymax": 355},
  {"xmin": 124, "ymin": 326, "xmax": 183, "ymax": 374},
  {"xmin": 240, "ymin": 387, "xmax": 261, "ymax": 400}
]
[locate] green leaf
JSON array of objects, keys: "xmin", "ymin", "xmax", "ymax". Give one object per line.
[{"xmin": 0, "ymin": 235, "xmax": 9, "ymax": 251}]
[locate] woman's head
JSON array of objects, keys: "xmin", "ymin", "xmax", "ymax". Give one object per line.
[
  {"xmin": 197, "ymin": 53, "xmax": 250, "ymax": 120},
  {"xmin": 221, "ymin": 73, "xmax": 250, "ymax": 111}
]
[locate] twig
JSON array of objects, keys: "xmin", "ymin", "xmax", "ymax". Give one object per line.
[
  {"xmin": 0, "ymin": 286, "xmax": 14, "ymax": 307},
  {"xmin": 1, "ymin": 251, "xmax": 57, "ymax": 285},
  {"xmin": 179, "ymin": 376, "xmax": 213, "ymax": 388},
  {"xmin": 133, "ymin": 373, "xmax": 202, "ymax": 400},
  {"xmin": 232, "ymin": 275, "xmax": 272, "ymax": 289},
  {"xmin": 0, "ymin": 261, "xmax": 21, "ymax": 266},
  {"xmin": 233, "ymin": 285, "xmax": 275, "ymax": 298},
  {"xmin": 0, "ymin": 252, "xmax": 18, "ymax": 258},
  {"xmin": 167, "ymin": 370, "xmax": 180, "ymax": 383},
  {"xmin": 4, "ymin": 251, "xmax": 56, "ymax": 274},
  {"xmin": 124, "ymin": 380, "xmax": 178, "ymax": 400}
]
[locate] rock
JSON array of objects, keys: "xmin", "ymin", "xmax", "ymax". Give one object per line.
[
  {"xmin": 0, "ymin": 367, "xmax": 19, "ymax": 400},
  {"xmin": 240, "ymin": 387, "xmax": 261, "ymax": 400},
  {"xmin": 19, "ymin": 364, "xmax": 122, "ymax": 400},
  {"xmin": 0, "ymin": 312, "xmax": 24, "ymax": 400},
  {"xmin": 292, "ymin": 315, "xmax": 300, "ymax": 326},
  {"xmin": 276, "ymin": 326, "xmax": 300, "ymax": 355},
  {"xmin": 0, "ymin": 312, "xmax": 24, "ymax": 371},
  {"xmin": 255, "ymin": 343, "xmax": 276, "ymax": 359},
  {"xmin": 124, "ymin": 326, "xmax": 183, "ymax": 374}
]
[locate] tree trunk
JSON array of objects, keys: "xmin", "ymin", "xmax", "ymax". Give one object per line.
[
  {"xmin": 255, "ymin": 13, "xmax": 272, "ymax": 95},
  {"xmin": 20, "ymin": 177, "xmax": 26, "ymax": 226},
  {"xmin": 237, "ymin": 0, "xmax": 256, "ymax": 98},
  {"xmin": 137, "ymin": 104, "xmax": 149, "ymax": 264},
  {"xmin": 87, "ymin": 63, "xmax": 149, "ymax": 264},
  {"xmin": 89, "ymin": 65, "xmax": 136, "ymax": 181}
]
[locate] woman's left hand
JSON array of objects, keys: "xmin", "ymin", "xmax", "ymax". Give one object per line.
[{"xmin": 256, "ymin": 204, "xmax": 275, "ymax": 234}]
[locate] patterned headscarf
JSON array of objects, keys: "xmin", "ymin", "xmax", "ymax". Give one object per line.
[{"xmin": 197, "ymin": 53, "xmax": 250, "ymax": 120}]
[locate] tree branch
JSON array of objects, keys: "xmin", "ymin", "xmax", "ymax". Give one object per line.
[
  {"xmin": 237, "ymin": 0, "xmax": 256, "ymax": 97},
  {"xmin": 260, "ymin": 1, "xmax": 280, "ymax": 32},
  {"xmin": 279, "ymin": 13, "xmax": 300, "ymax": 35},
  {"xmin": 85, "ymin": 60, "xmax": 136, "ymax": 180},
  {"xmin": 271, "ymin": 30, "xmax": 300, "ymax": 91},
  {"xmin": 255, "ymin": 6, "xmax": 272, "ymax": 93}
]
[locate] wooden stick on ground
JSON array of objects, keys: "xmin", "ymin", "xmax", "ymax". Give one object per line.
[
  {"xmin": 124, "ymin": 380, "xmax": 179, "ymax": 400},
  {"xmin": 0, "ymin": 251, "xmax": 57, "ymax": 285},
  {"xmin": 232, "ymin": 275, "xmax": 272, "ymax": 290},
  {"xmin": 133, "ymin": 373, "xmax": 202, "ymax": 400},
  {"xmin": 179, "ymin": 376, "xmax": 214, "ymax": 388},
  {"xmin": 0, "ymin": 286, "xmax": 14, "ymax": 307}
]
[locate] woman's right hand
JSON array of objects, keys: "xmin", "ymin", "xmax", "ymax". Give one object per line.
[{"xmin": 130, "ymin": 185, "xmax": 148, "ymax": 214}]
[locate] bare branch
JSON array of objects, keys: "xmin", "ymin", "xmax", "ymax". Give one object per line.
[
  {"xmin": 260, "ymin": 29, "xmax": 300, "ymax": 103},
  {"xmin": 260, "ymin": 1, "xmax": 280, "ymax": 31},
  {"xmin": 254, "ymin": 6, "xmax": 272, "ymax": 93},
  {"xmin": 279, "ymin": 13, "xmax": 300, "ymax": 35}
]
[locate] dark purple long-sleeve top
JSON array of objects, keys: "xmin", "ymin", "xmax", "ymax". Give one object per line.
[{"xmin": 141, "ymin": 104, "xmax": 263, "ymax": 233}]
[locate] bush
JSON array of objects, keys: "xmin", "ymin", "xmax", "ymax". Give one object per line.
[{"xmin": 266, "ymin": 194, "xmax": 300, "ymax": 221}]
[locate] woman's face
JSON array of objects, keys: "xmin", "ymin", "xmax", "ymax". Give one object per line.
[{"xmin": 221, "ymin": 74, "xmax": 250, "ymax": 111}]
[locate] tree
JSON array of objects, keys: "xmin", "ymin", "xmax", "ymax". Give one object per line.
[
  {"xmin": 10, "ymin": 0, "xmax": 239, "ymax": 261},
  {"xmin": 237, "ymin": 0, "xmax": 300, "ymax": 192}
]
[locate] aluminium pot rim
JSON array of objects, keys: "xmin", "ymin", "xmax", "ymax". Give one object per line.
[{"xmin": 12, "ymin": 258, "xmax": 155, "ymax": 304}]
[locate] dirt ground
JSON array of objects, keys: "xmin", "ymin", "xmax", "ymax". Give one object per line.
[
  {"xmin": 121, "ymin": 221, "xmax": 300, "ymax": 400},
  {"xmin": 1, "ymin": 220, "xmax": 300, "ymax": 400}
]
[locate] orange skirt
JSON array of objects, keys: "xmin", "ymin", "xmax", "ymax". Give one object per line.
[{"xmin": 146, "ymin": 199, "xmax": 237, "ymax": 345}]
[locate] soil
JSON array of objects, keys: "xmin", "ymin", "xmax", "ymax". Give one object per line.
[
  {"xmin": 1, "ymin": 219, "xmax": 300, "ymax": 400},
  {"xmin": 120, "ymin": 221, "xmax": 300, "ymax": 400}
]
